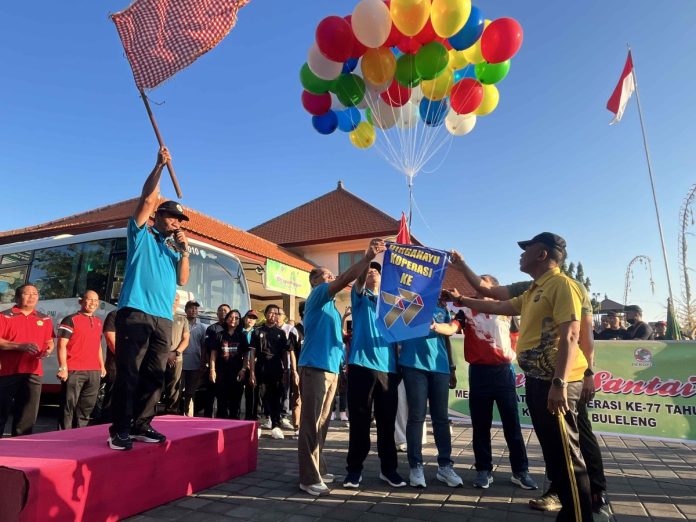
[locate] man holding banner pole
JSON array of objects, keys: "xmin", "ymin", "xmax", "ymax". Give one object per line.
[
  {"xmin": 297, "ymin": 239, "xmax": 386, "ymax": 497},
  {"xmin": 451, "ymin": 233, "xmax": 593, "ymax": 522}
]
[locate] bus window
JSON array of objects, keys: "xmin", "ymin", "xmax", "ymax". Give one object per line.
[
  {"xmin": 1, "ymin": 251, "xmax": 32, "ymax": 266},
  {"xmin": 0, "ymin": 266, "xmax": 28, "ymax": 304},
  {"xmin": 29, "ymin": 245, "xmax": 81, "ymax": 300},
  {"xmin": 108, "ymin": 254, "xmax": 126, "ymax": 304},
  {"xmin": 77, "ymin": 240, "xmax": 113, "ymax": 298},
  {"xmin": 182, "ymin": 249, "xmax": 248, "ymax": 314}
]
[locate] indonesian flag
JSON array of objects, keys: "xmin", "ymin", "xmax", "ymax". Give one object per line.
[
  {"xmin": 111, "ymin": 0, "xmax": 250, "ymax": 90},
  {"xmin": 606, "ymin": 51, "xmax": 635, "ymax": 125},
  {"xmin": 396, "ymin": 212, "xmax": 411, "ymax": 245}
]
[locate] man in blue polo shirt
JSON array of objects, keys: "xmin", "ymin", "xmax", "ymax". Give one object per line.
[
  {"xmin": 108, "ymin": 147, "xmax": 190, "ymax": 450},
  {"xmin": 343, "ymin": 261, "xmax": 404, "ymax": 489},
  {"xmin": 297, "ymin": 239, "xmax": 385, "ymax": 496}
]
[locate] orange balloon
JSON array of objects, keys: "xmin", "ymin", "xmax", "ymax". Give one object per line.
[
  {"xmin": 390, "ymin": 0, "xmax": 431, "ymax": 37},
  {"xmin": 361, "ymin": 48, "xmax": 397, "ymax": 86}
]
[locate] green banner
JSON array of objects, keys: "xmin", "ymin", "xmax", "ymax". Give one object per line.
[
  {"xmin": 264, "ymin": 259, "xmax": 311, "ymax": 298},
  {"xmin": 448, "ymin": 338, "xmax": 696, "ymax": 442}
]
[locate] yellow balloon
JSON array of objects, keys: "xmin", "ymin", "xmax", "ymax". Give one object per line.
[
  {"xmin": 474, "ymin": 84, "xmax": 499, "ymax": 115},
  {"xmin": 361, "ymin": 48, "xmax": 397, "ymax": 87},
  {"xmin": 350, "ymin": 121, "xmax": 376, "ymax": 149},
  {"xmin": 421, "ymin": 68, "xmax": 453, "ymax": 101},
  {"xmin": 431, "ymin": 0, "xmax": 471, "ymax": 38},
  {"xmin": 447, "ymin": 49, "xmax": 469, "ymax": 70},
  {"xmin": 460, "ymin": 19, "xmax": 490, "ymax": 64},
  {"xmin": 390, "ymin": 0, "xmax": 431, "ymax": 37}
]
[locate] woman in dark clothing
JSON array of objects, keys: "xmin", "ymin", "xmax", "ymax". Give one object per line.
[{"xmin": 209, "ymin": 310, "xmax": 249, "ymax": 419}]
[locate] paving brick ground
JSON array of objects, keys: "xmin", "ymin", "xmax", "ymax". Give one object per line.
[{"xmin": 127, "ymin": 419, "xmax": 696, "ymax": 522}]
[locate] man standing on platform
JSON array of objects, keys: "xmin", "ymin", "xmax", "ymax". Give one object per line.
[
  {"xmin": 0, "ymin": 284, "xmax": 54, "ymax": 437},
  {"xmin": 297, "ymin": 239, "xmax": 385, "ymax": 497},
  {"xmin": 57, "ymin": 290, "xmax": 106, "ymax": 429},
  {"xmin": 109, "ymin": 147, "xmax": 190, "ymax": 450}
]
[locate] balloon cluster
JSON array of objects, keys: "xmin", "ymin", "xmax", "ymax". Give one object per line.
[{"xmin": 300, "ymin": 0, "xmax": 523, "ymax": 151}]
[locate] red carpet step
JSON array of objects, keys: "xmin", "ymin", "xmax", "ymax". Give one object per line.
[{"xmin": 0, "ymin": 416, "xmax": 258, "ymax": 521}]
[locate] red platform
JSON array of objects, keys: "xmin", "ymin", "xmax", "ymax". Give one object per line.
[{"xmin": 0, "ymin": 416, "xmax": 258, "ymax": 522}]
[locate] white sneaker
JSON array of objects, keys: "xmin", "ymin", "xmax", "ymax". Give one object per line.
[
  {"xmin": 271, "ymin": 427, "xmax": 284, "ymax": 439},
  {"xmin": 321, "ymin": 473, "xmax": 335, "ymax": 484},
  {"xmin": 280, "ymin": 417, "xmax": 294, "ymax": 430},
  {"xmin": 436, "ymin": 465, "xmax": 463, "ymax": 487},
  {"xmin": 260, "ymin": 417, "xmax": 272, "ymax": 429},
  {"xmin": 299, "ymin": 482, "xmax": 330, "ymax": 496},
  {"xmin": 409, "ymin": 465, "xmax": 426, "ymax": 488},
  {"xmin": 257, "ymin": 428, "xmax": 262, "ymax": 439},
  {"xmin": 397, "ymin": 443, "xmax": 407, "ymax": 452},
  {"xmin": 330, "ymin": 412, "xmax": 336, "ymax": 421},
  {"xmin": 340, "ymin": 412, "xmax": 349, "ymax": 421}
]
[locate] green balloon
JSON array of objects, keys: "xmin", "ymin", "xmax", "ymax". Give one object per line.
[
  {"xmin": 415, "ymin": 42, "xmax": 448, "ymax": 81},
  {"xmin": 333, "ymin": 74, "xmax": 365, "ymax": 107},
  {"xmin": 366, "ymin": 108, "xmax": 374, "ymax": 125},
  {"xmin": 475, "ymin": 60, "xmax": 511, "ymax": 85},
  {"xmin": 395, "ymin": 54, "xmax": 421, "ymax": 87},
  {"xmin": 300, "ymin": 63, "xmax": 334, "ymax": 94}
]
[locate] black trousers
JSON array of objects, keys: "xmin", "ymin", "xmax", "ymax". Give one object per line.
[
  {"xmin": 257, "ymin": 358, "xmax": 284, "ymax": 428},
  {"xmin": 243, "ymin": 377, "xmax": 258, "ymax": 421},
  {"xmin": 0, "ymin": 373, "xmax": 41, "ymax": 437},
  {"xmin": 216, "ymin": 363, "xmax": 245, "ymax": 419},
  {"xmin": 95, "ymin": 350, "xmax": 118, "ymax": 424},
  {"xmin": 162, "ymin": 357, "xmax": 183, "ymax": 413},
  {"xmin": 110, "ymin": 307, "xmax": 172, "ymax": 435},
  {"xmin": 346, "ymin": 364, "xmax": 400, "ymax": 474},
  {"xmin": 59, "ymin": 370, "xmax": 101, "ymax": 429},
  {"xmin": 180, "ymin": 368, "xmax": 204, "ymax": 416},
  {"xmin": 527, "ymin": 377, "xmax": 592, "ymax": 522}
]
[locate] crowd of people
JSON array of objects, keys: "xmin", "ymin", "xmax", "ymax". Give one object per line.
[{"xmin": 3, "ymin": 147, "xmax": 681, "ymax": 521}]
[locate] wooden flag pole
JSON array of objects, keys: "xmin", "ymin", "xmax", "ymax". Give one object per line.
[{"xmin": 139, "ymin": 89, "xmax": 183, "ymax": 199}]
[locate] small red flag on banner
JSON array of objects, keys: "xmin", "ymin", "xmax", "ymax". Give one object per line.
[
  {"xmin": 396, "ymin": 212, "xmax": 411, "ymax": 245},
  {"xmin": 111, "ymin": 0, "xmax": 249, "ymax": 90},
  {"xmin": 606, "ymin": 51, "xmax": 635, "ymax": 125}
]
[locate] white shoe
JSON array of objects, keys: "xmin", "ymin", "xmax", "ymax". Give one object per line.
[
  {"xmin": 260, "ymin": 417, "xmax": 272, "ymax": 429},
  {"xmin": 280, "ymin": 417, "xmax": 294, "ymax": 430},
  {"xmin": 340, "ymin": 412, "xmax": 349, "ymax": 421},
  {"xmin": 436, "ymin": 465, "xmax": 463, "ymax": 487},
  {"xmin": 330, "ymin": 412, "xmax": 336, "ymax": 421},
  {"xmin": 397, "ymin": 443, "xmax": 407, "ymax": 452},
  {"xmin": 271, "ymin": 427, "xmax": 284, "ymax": 439},
  {"xmin": 299, "ymin": 482, "xmax": 330, "ymax": 496},
  {"xmin": 321, "ymin": 473, "xmax": 335, "ymax": 484},
  {"xmin": 257, "ymin": 428, "xmax": 262, "ymax": 439},
  {"xmin": 409, "ymin": 465, "xmax": 426, "ymax": 488}
]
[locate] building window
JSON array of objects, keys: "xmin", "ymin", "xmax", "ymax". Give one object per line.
[{"xmin": 338, "ymin": 251, "xmax": 363, "ymax": 274}]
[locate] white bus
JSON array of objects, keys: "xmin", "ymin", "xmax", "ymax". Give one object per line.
[{"xmin": 0, "ymin": 228, "xmax": 250, "ymax": 392}]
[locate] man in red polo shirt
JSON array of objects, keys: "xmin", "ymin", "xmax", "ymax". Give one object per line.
[
  {"xmin": 0, "ymin": 284, "xmax": 54, "ymax": 437},
  {"xmin": 57, "ymin": 290, "xmax": 107, "ymax": 429}
]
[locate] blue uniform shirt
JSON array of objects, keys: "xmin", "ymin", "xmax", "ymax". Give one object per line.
[
  {"xmin": 349, "ymin": 286, "xmax": 396, "ymax": 373},
  {"xmin": 118, "ymin": 218, "xmax": 180, "ymax": 320},
  {"xmin": 299, "ymin": 283, "xmax": 344, "ymax": 374},
  {"xmin": 399, "ymin": 306, "xmax": 450, "ymax": 374}
]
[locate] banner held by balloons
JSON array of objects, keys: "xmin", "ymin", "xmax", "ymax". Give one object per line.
[{"xmin": 299, "ymin": 0, "xmax": 523, "ymax": 221}]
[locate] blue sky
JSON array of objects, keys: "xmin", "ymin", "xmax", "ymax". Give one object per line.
[{"xmin": 1, "ymin": 1, "xmax": 695, "ymax": 321}]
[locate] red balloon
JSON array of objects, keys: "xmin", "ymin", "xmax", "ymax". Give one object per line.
[
  {"xmin": 344, "ymin": 15, "xmax": 368, "ymax": 59},
  {"xmin": 450, "ymin": 79, "xmax": 483, "ymax": 114},
  {"xmin": 481, "ymin": 18, "xmax": 524, "ymax": 64},
  {"xmin": 384, "ymin": 8, "xmax": 404, "ymax": 47},
  {"xmin": 301, "ymin": 90, "xmax": 332, "ymax": 116},
  {"xmin": 381, "ymin": 80, "xmax": 411, "ymax": 107},
  {"xmin": 316, "ymin": 16, "xmax": 354, "ymax": 63},
  {"xmin": 397, "ymin": 36, "xmax": 422, "ymax": 54},
  {"xmin": 415, "ymin": 18, "xmax": 437, "ymax": 44}
]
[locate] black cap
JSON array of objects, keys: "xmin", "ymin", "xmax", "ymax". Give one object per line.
[
  {"xmin": 518, "ymin": 232, "xmax": 567, "ymax": 253},
  {"xmin": 185, "ymin": 300, "xmax": 200, "ymax": 309},
  {"xmin": 624, "ymin": 304, "xmax": 643, "ymax": 314},
  {"xmin": 156, "ymin": 200, "xmax": 189, "ymax": 221},
  {"xmin": 369, "ymin": 262, "xmax": 382, "ymax": 274},
  {"xmin": 245, "ymin": 309, "xmax": 259, "ymax": 319}
]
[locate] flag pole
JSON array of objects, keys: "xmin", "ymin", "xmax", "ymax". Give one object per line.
[
  {"xmin": 139, "ymin": 89, "xmax": 183, "ymax": 199},
  {"xmin": 628, "ymin": 44, "xmax": 675, "ymax": 305}
]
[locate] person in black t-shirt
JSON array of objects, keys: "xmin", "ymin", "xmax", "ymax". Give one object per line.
[
  {"xmin": 251, "ymin": 304, "xmax": 290, "ymax": 439},
  {"xmin": 624, "ymin": 305, "xmax": 653, "ymax": 340},
  {"xmin": 594, "ymin": 312, "xmax": 628, "ymax": 341},
  {"xmin": 209, "ymin": 310, "xmax": 249, "ymax": 419}
]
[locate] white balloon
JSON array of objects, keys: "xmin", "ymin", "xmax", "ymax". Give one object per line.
[
  {"xmin": 445, "ymin": 111, "xmax": 477, "ymax": 136},
  {"xmin": 372, "ymin": 98, "xmax": 398, "ymax": 129},
  {"xmin": 396, "ymin": 102, "xmax": 419, "ymax": 129},
  {"xmin": 409, "ymin": 84, "xmax": 425, "ymax": 104},
  {"xmin": 308, "ymin": 43, "xmax": 342, "ymax": 81},
  {"xmin": 352, "ymin": 0, "xmax": 392, "ymax": 48},
  {"xmin": 358, "ymin": 82, "xmax": 386, "ymax": 109}
]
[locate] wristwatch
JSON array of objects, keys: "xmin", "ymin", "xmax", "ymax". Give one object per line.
[
  {"xmin": 58, "ymin": 366, "xmax": 67, "ymax": 372},
  {"xmin": 175, "ymin": 350, "xmax": 182, "ymax": 357},
  {"xmin": 584, "ymin": 368, "xmax": 594, "ymax": 377},
  {"xmin": 551, "ymin": 377, "xmax": 567, "ymax": 388},
  {"xmin": 449, "ymin": 365, "xmax": 457, "ymax": 372}
]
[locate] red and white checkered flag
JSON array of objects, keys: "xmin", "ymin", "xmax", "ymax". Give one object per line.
[{"xmin": 111, "ymin": 0, "xmax": 249, "ymax": 90}]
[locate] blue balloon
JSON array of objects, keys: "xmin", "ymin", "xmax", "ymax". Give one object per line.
[
  {"xmin": 453, "ymin": 65, "xmax": 477, "ymax": 83},
  {"xmin": 342, "ymin": 58, "xmax": 359, "ymax": 74},
  {"xmin": 391, "ymin": 47, "xmax": 403, "ymax": 59},
  {"xmin": 312, "ymin": 111, "xmax": 338, "ymax": 135},
  {"xmin": 336, "ymin": 107, "xmax": 361, "ymax": 132},
  {"xmin": 448, "ymin": 6, "xmax": 484, "ymax": 51},
  {"xmin": 419, "ymin": 97, "xmax": 448, "ymax": 126}
]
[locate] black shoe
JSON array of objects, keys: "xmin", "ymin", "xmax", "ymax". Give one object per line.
[
  {"xmin": 592, "ymin": 492, "xmax": 611, "ymax": 521},
  {"xmin": 343, "ymin": 471, "xmax": 362, "ymax": 489},
  {"xmin": 379, "ymin": 470, "xmax": 407, "ymax": 488},
  {"xmin": 108, "ymin": 432, "xmax": 133, "ymax": 451},
  {"xmin": 130, "ymin": 426, "xmax": 166, "ymax": 443},
  {"xmin": 529, "ymin": 489, "xmax": 561, "ymax": 511}
]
